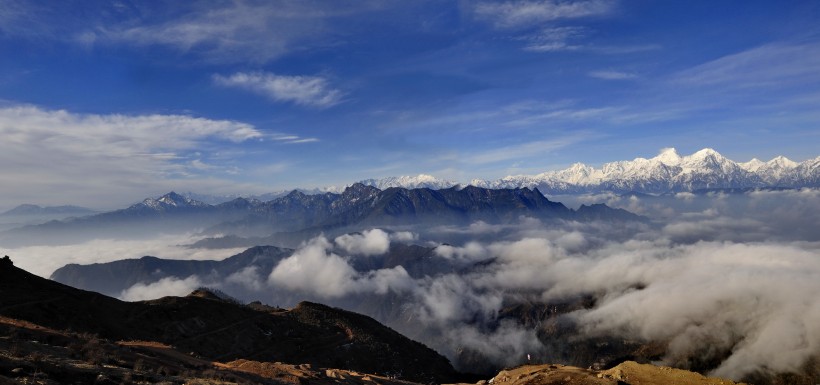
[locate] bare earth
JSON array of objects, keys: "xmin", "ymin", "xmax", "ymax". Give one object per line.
[{"xmin": 449, "ymin": 363, "xmax": 746, "ymax": 385}]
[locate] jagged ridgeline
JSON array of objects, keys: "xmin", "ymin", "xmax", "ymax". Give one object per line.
[{"xmin": 0, "ymin": 185, "xmax": 642, "ymax": 247}]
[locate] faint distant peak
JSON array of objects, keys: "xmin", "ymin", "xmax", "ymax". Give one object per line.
[{"xmin": 0, "ymin": 204, "xmax": 95, "ymax": 217}]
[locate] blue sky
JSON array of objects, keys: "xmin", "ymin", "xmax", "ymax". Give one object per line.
[{"xmin": 1, "ymin": 0, "xmax": 819, "ymax": 209}]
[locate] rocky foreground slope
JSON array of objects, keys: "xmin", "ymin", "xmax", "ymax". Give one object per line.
[
  {"xmin": 0, "ymin": 256, "xmax": 456, "ymax": 383},
  {"xmin": 0, "ymin": 315, "xmax": 748, "ymax": 385}
]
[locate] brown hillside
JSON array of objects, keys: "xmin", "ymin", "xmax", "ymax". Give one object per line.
[{"xmin": 0, "ymin": 256, "xmax": 457, "ymax": 383}]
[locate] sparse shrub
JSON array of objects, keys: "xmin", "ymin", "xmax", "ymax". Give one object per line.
[
  {"xmin": 82, "ymin": 336, "xmax": 110, "ymax": 365},
  {"xmin": 133, "ymin": 358, "xmax": 146, "ymax": 372},
  {"xmin": 9, "ymin": 341, "xmax": 24, "ymax": 357},
  {"xmin": 194, "ymin": 286, "xmax": 244, "ymax": 305}
]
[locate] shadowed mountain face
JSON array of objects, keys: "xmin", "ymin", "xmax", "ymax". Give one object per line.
[
  {"xmin": 0, "ymin": 256, "xmax": 458, "ymax": 383},
  {"xmin": 51, "ymin": 246, "xmax": 295, "ymax": 297},
  {"xmin": 0, "ymin": 185, "xmax": 642, "ymax": 247},
  {"xmin": 51, "ymin": 244, "xmax": 460, "ymax": 299}
]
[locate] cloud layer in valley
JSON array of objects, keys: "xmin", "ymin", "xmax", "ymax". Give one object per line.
[
  {"xmin": 4, "ymin": 233, "xmax": 247, "ymax": 278},
  {"xmin": 13, "ymin": 189, "xmax": 820, "ymax": 381}
]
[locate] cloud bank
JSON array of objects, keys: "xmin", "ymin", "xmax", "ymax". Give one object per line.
[{"xmin": 0, "ymin": 105, "xmax": 265, "ymax": 209}]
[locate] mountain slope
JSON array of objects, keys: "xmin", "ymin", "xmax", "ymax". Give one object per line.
[
  {"xmin": 50, "ymin": 246, "xmax": 293, "ymax": 297},
  {"xmin": 0, "ymin": 256, "xmax": 458, "ymax": 383}
]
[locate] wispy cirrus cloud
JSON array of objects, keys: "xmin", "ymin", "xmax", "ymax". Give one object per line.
[
  {"xmin": 213, "ymin": 72, "xmax": 344, "ymax": 108},
  {"xmin": 1, "ymin": 1, "xmax": 387, "ymax": 63},
  {"xmin": 466, "ymin": 134, "xmax": 593, "ymax": 164},
  {"xmin": 588, "ymin": 70, "xmax": 637, "ymax": 80},
  {"xmin": 521, "ymin": 27, "xmax": 585, "ymax": 52},
  {"xmin": 474, "ymin": 0, "xmax": 615, "ymax": 29},
  {"xmin": 270, "ymin": 133, "xmax": 320, "ymax": 144},
  {"xmin": 671, "ymin": 42, "xmax": 820, "ymax": 89},
  {"xmin": 520, "ymin": 27, "xmax": 661, "ymax": 54},
  {"xmin": 86, "ymin": 2, "xmax": 383, "ymax": 63}
]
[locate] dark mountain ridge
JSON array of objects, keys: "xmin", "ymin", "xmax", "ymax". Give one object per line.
[
  {"xmin": 0, "ymin": 185, "xmax": 643, "ymax": 247},
  {"xmin": 51, "ymin": 243, "xmax": 461, "ymax": 299},
  {"xmin": 51, "ymin": 246, "xmax": 294, "ymax": 297},
  {"xmin": 0, "ymin": 256, "xmax": 458, "ymax": 383}
]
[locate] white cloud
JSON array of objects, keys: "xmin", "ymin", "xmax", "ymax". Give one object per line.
[
  {"xmin": 435, "ymin": 241, "xmax": 489, "ymax": 262},
  {"xmin": 120, "ymin": 275, "xmax": 202, "ymax": 301},
  {"xmin": 268, "ymin": 236, "xmax": 357, "ymax": 297},
  {"xmin": 389, "ymin": 231, "xmax": 418, "ymax": 242},
  {"xmin": 0, "ymin": 105, "xmax": 264, "ymax": 208},
  {"xmin": 334, "ymin": 229, "xmax": 391, "ymax": 256},
  {"xmin": 225, "ymin": 266, "xmax": 265, "ymax": 291},
  {"xmin": 588, "ymin": 70, "xmax": 637, "ymax": 80},
  {"xmin": 268, "ymin": 233, "xmax": 415, "ymax": 298},
  {"xmin": 475, "ymin": 0, "xmax": 615, "ymax": 29},
  {"xmin": 214, "ymin": 72, "xmax": 344, "ymax": 108},
  {"xmin": 571, "ymin": 242, "xmax": 820, "ymax": 380}
]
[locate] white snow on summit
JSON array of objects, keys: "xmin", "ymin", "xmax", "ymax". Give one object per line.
[{"xmin": 357, "ymin": 174, "xmax": 459, "ymax": 190}]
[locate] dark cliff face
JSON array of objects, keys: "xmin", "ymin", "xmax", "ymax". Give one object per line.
[{"xmin": 1, "ymin": 259, "xmax": 458, "ymax": 383}]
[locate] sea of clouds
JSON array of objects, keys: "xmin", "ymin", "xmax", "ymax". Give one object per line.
[{"xmin": 3, "ymin": 188, "xmax": 819, "ymax": 381}]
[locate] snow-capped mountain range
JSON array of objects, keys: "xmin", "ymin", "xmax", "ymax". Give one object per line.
[
  {"xmin": 468, "ymin": 148, "xmax": 819, "ymax": 194},
  {"xmin": 360, "ymin": 148, "xmax": 819, "ymax": 195},
  {"xmin": 181, "ymin": 148, "xmax": 819, "ymax": 204}
]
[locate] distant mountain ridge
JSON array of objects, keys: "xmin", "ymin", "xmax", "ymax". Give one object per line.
[
  {"xmin": 0, "ymin": 204, "xmax": 95, "ymax": 217},
  {"xmin": 182, "ymin": 149, "xmax": 819, "ymax": 202},
  {"xmin": 0, "ymin": 185, "xmax": 641, "ymax": 247}
]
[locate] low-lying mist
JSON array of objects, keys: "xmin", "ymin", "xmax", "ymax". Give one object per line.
[
  {"xmin": 3, "ymin": 188, "xmax": 819, "ymax": 382},
  {"xmin": 4, "ymin": 233, "xmax": 247, "ymax": 278}
]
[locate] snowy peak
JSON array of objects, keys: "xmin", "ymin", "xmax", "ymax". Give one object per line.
[
  {"xmin": 138, "ymin": 192, "xmax": 210, "ymax": 211},
  {"xmin": 652, "ymin": 147, "xmax": 682, "ymax": 166},
  {"xmin": 358, "ymin": 174, "xmax": 459, "ymax": 190},
  {"xmin": 767, "ymin": 155, "xmax": 798, "ymax": 169},
  {"xmin": 689, "ymin": 147, "xmax": 721, "ymax": 159},
  {"xmin": 739, "ymin": 158, "xmax": 765, "ymax": 172}
]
